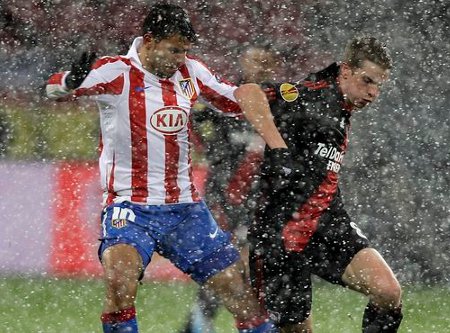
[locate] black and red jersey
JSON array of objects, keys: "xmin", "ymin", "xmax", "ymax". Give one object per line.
[{"xmin": 255, "ymin": 63, "xmax": 354, "ymax": 251}]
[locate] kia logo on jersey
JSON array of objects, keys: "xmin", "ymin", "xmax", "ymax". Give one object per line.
[{"xmin": 150, "ymin": 106, "xmax": 188, "ymax": 135}]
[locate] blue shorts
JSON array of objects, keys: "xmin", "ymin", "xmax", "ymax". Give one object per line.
[{"xmin": 98, "ymin": 200, "xmax": 239, "ymax": 284}]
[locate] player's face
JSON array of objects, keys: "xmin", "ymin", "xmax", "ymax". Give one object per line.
[
  {"xmin": 141, "ymin": 34, "xmax": 192, "ymax": 78},
  {"xmin": 340, "ymin": 60, "xmax": 390, "ymax": 110},
  {"xmin": 239, "ymin": 47, "xmax": 277, "ymax": 83}
]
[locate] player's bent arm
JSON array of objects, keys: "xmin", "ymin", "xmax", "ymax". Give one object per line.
[{"xmin": 234, "ymin": 83, "xmax": 287, "ymax": 149}]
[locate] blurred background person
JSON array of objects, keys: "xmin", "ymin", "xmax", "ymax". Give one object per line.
[{"xmin": 181, "ymin": 42, "xmax": 279, "ymax": 333}]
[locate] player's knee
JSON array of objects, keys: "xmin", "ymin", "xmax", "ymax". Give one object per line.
[
  {"xmin": 205, "ymin": 260, "xmax": 246, "ymax": 294},
  {"xmin": 372, "ymin": 277, "xmax": 402, "ymax": 309}
]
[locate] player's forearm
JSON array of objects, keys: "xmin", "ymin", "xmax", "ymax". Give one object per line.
[{"xmin": 234, "ymin": 83, "xmax": 287, "ymax": 149}]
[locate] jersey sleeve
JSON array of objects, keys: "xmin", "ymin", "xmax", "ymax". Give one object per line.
[
  {"xmin": 189, "ymin": 57, "xmax": 241, "ymax": 114},
  {"xmin": 46, "ymin": 56, "xmax": 126, "ymax": 101}
]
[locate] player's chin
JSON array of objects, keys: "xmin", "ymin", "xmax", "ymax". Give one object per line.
[
  {"xmin": 158, "ymin": 70, "xmax": 175, "ymax": 78},
  {"xmin": 354, "ymin": 100, "xmax": 370, "ymax": 109},
  {"xmin": 157, "ymin": 66, "xmax": 179, "ymax": 78}
]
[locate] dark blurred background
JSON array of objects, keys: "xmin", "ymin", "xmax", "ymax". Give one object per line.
[{"xmin": 0, "ymin": 0, "xmax": 448, "ymax": 283}]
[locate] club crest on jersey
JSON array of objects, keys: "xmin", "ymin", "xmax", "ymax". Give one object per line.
[
  {"xmin": 179, "ymin": 78, "xmax": 195, "ymax": 99},
  {"xmin": 280, "ymin": 83, "xmax": 299, "ymax": 102},
  {"xmin": 112, "ymin": 219, "xmax": 127, "ymax": 229},
  {"xmin": 150, "ymin": 106, "xmax": 188, "ymax": 135}
]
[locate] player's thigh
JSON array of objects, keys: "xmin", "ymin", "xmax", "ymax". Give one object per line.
[
  {"xmin": 102, "ymin": 243, "xmax": 143, "ymax": 281},
  {"xmin": 203, "ymin": 258, "xmax": 247, "ymax": 295},
  {"xmin": 158, "ymin": 201, "xmax": 240, "ymax": 284},
  {"xmin": 342, "ymin": 247, "xmax": 401, "ymax": 306},
  {"xmin": 307, "ymin": 206, "xmax": 370, "ymax": 285},
  {"xmin": 99, "ymin": 202, "xmax": 157, "ymax": 272}
]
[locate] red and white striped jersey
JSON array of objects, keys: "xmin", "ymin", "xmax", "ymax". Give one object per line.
[{"xmin": 47, "ymin": 37, "xmax": 241, "ymax": 205}]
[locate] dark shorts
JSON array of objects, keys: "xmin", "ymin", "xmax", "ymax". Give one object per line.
[
  {"xmin": 98, "ymin": 200, "xmax": 239, "ymax": 284},
  {"xmin": 249, "ymin": 201, "xmax": 370, "ymax": 326}
]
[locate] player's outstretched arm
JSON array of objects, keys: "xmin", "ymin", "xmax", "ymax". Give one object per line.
[{"xmin": 46, "ymin": 51, "xmax": 97, "ymax": 99}]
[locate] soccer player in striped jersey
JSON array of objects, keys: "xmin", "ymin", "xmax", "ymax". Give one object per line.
[{"xmin": 46, "ymin": 3, "xmax": 290, "ymax": 333}]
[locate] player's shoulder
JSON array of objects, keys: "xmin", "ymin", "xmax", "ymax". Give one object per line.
[
  {"xmin": 298, "ymin": 63, "xmax": 339, "ymax": 92},
  {"xmin": 265, "ymin": 81, "xmax": 302, "ymax": 104},
  {"xmin": 184, "ymin": 55, "xmax": 234, "ymax": 87},
  {"xmin": 184, "ymin": 54, "xmax": 215, "ymax": 74},
  {"xmin": 92, "ymin": 55, "xmax": 133, "ymax": 71}
]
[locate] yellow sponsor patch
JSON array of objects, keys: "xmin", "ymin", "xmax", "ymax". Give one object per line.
[{"xmin": 280, "ymin": 83, "xmax": 299, "ymax": 102}]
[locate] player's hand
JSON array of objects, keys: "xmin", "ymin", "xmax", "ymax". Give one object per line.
[
  {"xmin": 65, "ymin": 51, "xmax": 97, "ymax": 90},
  {"xmin": 262, "ymin": 148, "xmax": 293, "ymax": 190}
]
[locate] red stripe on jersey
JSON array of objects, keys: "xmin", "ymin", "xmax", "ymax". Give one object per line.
[
  {"xmin": 283, "ymin": 130, "xmax": 348, "ymax": 252},
  {"xmin": 197, "ymin": 78, "xmax": 241, "ymax": 113},
  {"xmin": 92, "ymin": 56, "xmax": 125, "ymax": 70},
  {"xmin": 179, "ymin": 65, "xmax": 201, "ymax": 202},
  {"xmin": 129, "ymin": 67, "xmax": 148, "ymax": 202},
  {"xmin": 75, "ymin": 75, "xmax": 124, "ymax": 97},
  {"xmin": 48, "ymin": 72, "xmax": 65, "ymax": 85},
  {"xmin": 160, "ymin": 79, "xmax": 181, "ymax": 204},
  {"xmin": 186, "ymin": 116, "xmax": 201, "ymax": 202},
  {"xmin": 282, "ymin": 171, "xmax": 336, "ymax": 252},
  {"xmin": 106, "ymin": 153, "xmax": 117, "ymax": 205},
  {"xmin": 302, "ymin": 80, "xmax": 329, "ymax": 90}
]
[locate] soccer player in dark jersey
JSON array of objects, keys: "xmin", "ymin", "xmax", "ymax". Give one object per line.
[
  {"xmin": 249, "ymin": 36, "xmax": 403, "ymax": 333},
  {"xmin": 181, "ymin": 44, "xmax": 278, "ymax": 333}
]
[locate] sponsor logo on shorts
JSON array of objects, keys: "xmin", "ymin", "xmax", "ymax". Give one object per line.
[
  {"xmin": 110, "ymin": 207, "xmax": 136, "ymax": 229},
  {"xmin": 280, "ymin": 83, "xmax": 299, "ymax": 102},
  {"xmin": 112, "ymin": 219, "xmax": 127, "ymax": 229},
  {"xmin": 209, "ymin": 227, "xmax": 219, "ymax": 239},
  {"xmin": 150, "ymin": 106, "xmax": 188, "ymax": 135},
  {"xmin": 314, "ymin": 142, "xmax": 345, "ymax": 173}
]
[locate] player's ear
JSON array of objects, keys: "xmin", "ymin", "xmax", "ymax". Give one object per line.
[
  {"xmin": 143, "ymin": 33, "xmax": 155, "ymax": 48},
  {"xmin": 340, "ymin": 62, "xmax": 352, "ymax": 80}
]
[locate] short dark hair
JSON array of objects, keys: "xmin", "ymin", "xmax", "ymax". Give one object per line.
[
  {"xmin": 344, "ymin": 36, "xmax": 392, "ymax": 70},
  {"xmin": 142, "ymin": 2, "xmax": 197, "ymax": 42}
]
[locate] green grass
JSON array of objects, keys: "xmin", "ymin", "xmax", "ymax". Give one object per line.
[
  {"xmin": 2, "ymin": 106, "xmax": 99, "ymax": 160},
  {"xmin": 1, "ymin": 276, "xmax": 449, "ymax": 332}
]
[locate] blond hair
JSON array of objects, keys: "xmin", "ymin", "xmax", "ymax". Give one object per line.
[{"xmin": 344, "ymin": 36, "xmax": 392, "ymax": 70}]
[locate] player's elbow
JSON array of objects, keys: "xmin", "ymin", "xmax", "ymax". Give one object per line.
[{"xmin": 234, "ymin": 83, "xmax": 264, "ymax": 103}]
